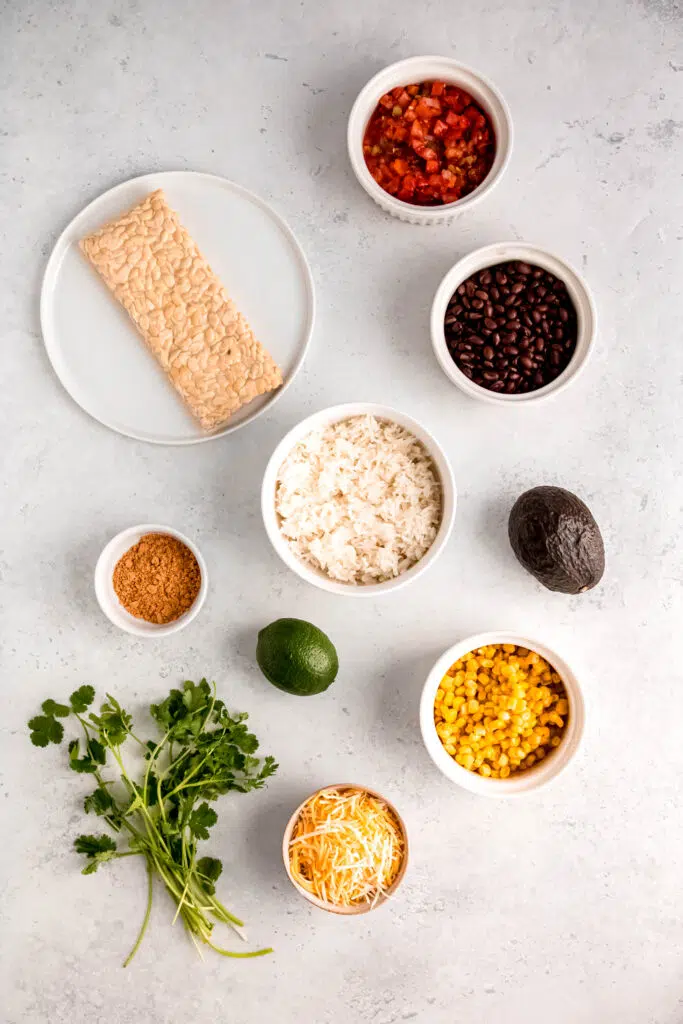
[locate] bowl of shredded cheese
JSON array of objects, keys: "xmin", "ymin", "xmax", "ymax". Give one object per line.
[{"xmin": 283, "ymin": 784, "xmax": 409, "ymax": 914}]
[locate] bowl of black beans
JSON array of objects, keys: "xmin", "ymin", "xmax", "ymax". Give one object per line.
[{"xmin": 430, "ymin": 243, "xmax": 596, "ymax": 402}]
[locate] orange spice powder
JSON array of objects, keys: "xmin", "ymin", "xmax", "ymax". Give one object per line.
[{"xmin": 112, "ymin": 533, "xmax": 201, "ymax": 624}]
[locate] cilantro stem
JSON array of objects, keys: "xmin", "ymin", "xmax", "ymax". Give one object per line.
[
  {"xmin": 123, "ymin": 857, "xmax": 154, "ymax": 968},
  {"xmin": 203, "ymin": 938, "xmax": 273, "ymax": 959}
]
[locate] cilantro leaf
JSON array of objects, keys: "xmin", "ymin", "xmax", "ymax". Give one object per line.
[
  {"xmin": 42, "ymin": 699, "xmax": 71, "ymax": 718},
  {"xmin": 28, "ymin": 714, "xmax": 64, "ymax": 747},
  {"xmin": 88, "ymin": 738, "xmax": 107, "ymax": 765},
  {"xmin": 84, "ymin": 787, "xmax": 115, "ymax": 816},
  {"xmin": 68, "ymin": 739, "xmax": 98, "ymax": 774},
  {"xmin": 74, "ymin": 834, "xmax": 117, "ymax": 874},
  {"xmin": 89, "ymin": 694, "xmax": 132, "ymax": 746},
  {"xmin": 70, "ymin": 685, "xmax": 95, "ymax": 713},
  {"xmin": 188, "ymin": 802, "xmax": 217, "ymax": 841},
  {"xmin": 75, "ymin": 834, "xmax": 117, "ymax": 857},
  {"xmin": 196, "ymin": 856, "xmax": 223, "ymax": 894}
]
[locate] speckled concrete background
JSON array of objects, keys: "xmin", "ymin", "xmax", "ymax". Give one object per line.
[{"xmin": 2, "ymin": 0, "xmax": 683, "ymax": 1021}]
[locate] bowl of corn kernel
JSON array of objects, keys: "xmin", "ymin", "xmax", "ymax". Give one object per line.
[{"xmin": 419, "ymin": 632, "xmax": 585, "ymax": 795}]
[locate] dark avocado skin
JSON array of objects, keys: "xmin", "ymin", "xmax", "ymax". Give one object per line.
[{"xmin": 508, "ymin": 486, "xmax": 605, "ymax": 594}]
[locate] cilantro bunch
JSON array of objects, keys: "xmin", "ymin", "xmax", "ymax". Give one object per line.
[{"xmin": 29, "ymin": 680, "xmax": 277, "ymax": 965}]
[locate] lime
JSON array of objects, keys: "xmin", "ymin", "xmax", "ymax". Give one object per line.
[{"xmin": 256, "ymin": 618, "xmax": 339, "ymax": 696}]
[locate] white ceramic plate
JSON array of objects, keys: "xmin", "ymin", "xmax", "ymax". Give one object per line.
[{"xmin": 41, "ymin": 171, "xmax": 315, "ymax": 445}]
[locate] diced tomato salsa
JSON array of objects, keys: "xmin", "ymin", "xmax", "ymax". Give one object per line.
[{"xmin": 363, "ymin": 80, "xmax": 495, "ymax": 206}]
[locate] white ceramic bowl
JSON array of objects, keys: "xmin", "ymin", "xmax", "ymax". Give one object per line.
[
  {"xmin": 282, "ymin": 784, "xmax": 409, "ymax": 915},
  {"xmin": 94, "ymin": 524, "xmax": 208, "ymax": 637},
  {"xmin": 431, "ymin": 242, "xmax": 597, "ymax": 403},
  {"xmin": 261, "ymin": 403, "xmax": 456, "ymax": 597},
  {"xmin": 347, "ymin": 55, "xmax": 513, "ymax": 225},
  {"xmin": 419, "ymin": 632, "xmax": 585, "ymax": 796}
]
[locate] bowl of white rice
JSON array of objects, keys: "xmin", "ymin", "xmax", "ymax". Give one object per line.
[{"xmin": 261, "ymin": 403, "xmax": 456, "ymax": 596}]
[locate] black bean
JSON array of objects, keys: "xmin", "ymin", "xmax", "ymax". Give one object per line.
[{"xmin": 443, "ymin": 260, "xmax": 578, "ymax": 394}]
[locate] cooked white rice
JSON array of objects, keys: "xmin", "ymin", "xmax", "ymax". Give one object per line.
[{"xmin": 275, "ymin": 415, "xmax": 442, "ymax": 585}]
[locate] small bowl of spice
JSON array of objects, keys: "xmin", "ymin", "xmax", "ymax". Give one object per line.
[
  {"xmin": 431, "ymin": 242, "xmax": 597, "ymax": 402},
  {"xmin": 94, "ymin": 524, "xmax": 207, "ymax": 637},
  {"xmin": 347, "ymin": 55, "xmax": 512, "ymax": 224},
  {"xmin": 283, "ymin": 784, "xmax": 409, "ymax": 914},
  {"xmin": 419, "ymin": 632, "xmax": 586, "ymax": 796}
]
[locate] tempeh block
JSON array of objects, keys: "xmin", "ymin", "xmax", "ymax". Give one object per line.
[{"xmin": 80, "ymin": 189, "xmax": 283, "ymax": 430}]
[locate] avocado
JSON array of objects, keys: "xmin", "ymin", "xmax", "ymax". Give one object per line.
[{"xmin": 508, "ymin": 486, "xmax": 605, "ymax": 594}]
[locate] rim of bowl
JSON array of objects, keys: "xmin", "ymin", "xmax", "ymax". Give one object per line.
[
  {"xmin": 261, "ymin": 403, "xmax": 457, "ymax": 597},
  {"xmin": 419, "ymin": 631, "xmax": 586, "ymax": 796},
  {"xmin": 282, "ymin": 783, "xmax": 409, "ymax": 914},
  {"xmin": 347, "ymin": 55, "xmax": 513, "ymax": 223},
  {"xmin": 430, "ymin": 242, "xmax": 598, "ymax": 404},
  {"xmin": 94, "ymin": 523, "xmax": 208, "ymax": 637}
]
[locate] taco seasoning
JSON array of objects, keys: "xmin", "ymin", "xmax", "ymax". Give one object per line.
[{"xmin": 112, "ymin": 533, "xmax": 201, "ymax": 624}]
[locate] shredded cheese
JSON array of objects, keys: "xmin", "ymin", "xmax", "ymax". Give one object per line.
[{"xmin": 289, "ymin": 787, "xmax": 405, "ymax": 907}]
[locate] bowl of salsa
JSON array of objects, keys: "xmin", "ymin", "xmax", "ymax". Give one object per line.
[{"xmin": 348, "ymin": 56, "xmax": 513, "ymax": 224}]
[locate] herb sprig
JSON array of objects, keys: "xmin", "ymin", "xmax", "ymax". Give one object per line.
[{"xmin": 29, "ymin": 679, "xmax": 277, "ymax": 965}]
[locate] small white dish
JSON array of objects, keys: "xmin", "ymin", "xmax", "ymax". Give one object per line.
[
  {"xmin": 347, "ymin": 55, "xmax": 512, "ymax": 225},
  {"xmin": 261, "ymin": 403, "xmax": 456, "ymax": 597},
  {"xmin": 94, "ymin": 524, "xmax": 208, "ymax": 637},
  {"xmin": 419, "ymin": 632, "xmax": 585, "ymax": 796},
  {"xmin": 41, "ymin": 171, "xmax": 315, "ymax": 445},
  {"xmin": 282, "ymin": 784, "xmax": 409, "ymax": 915},
  {"xmin": 430, "ymin": 242, "xmax": 597, "ymax": 403}
]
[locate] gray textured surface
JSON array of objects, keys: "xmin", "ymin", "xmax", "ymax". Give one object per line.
[{"xmin": 2, "ymin": 1, "xmax": 683, "ymax": 1022}]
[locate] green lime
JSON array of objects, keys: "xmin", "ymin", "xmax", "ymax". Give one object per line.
[{"xmin": 256, "ymin": 618, "xmax": 339, "ymax": 696}]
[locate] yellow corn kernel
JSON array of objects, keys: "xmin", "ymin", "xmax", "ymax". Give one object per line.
[{"xmin": 434, "ymin": 644, "xmax": 567, "ymax": 777}]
